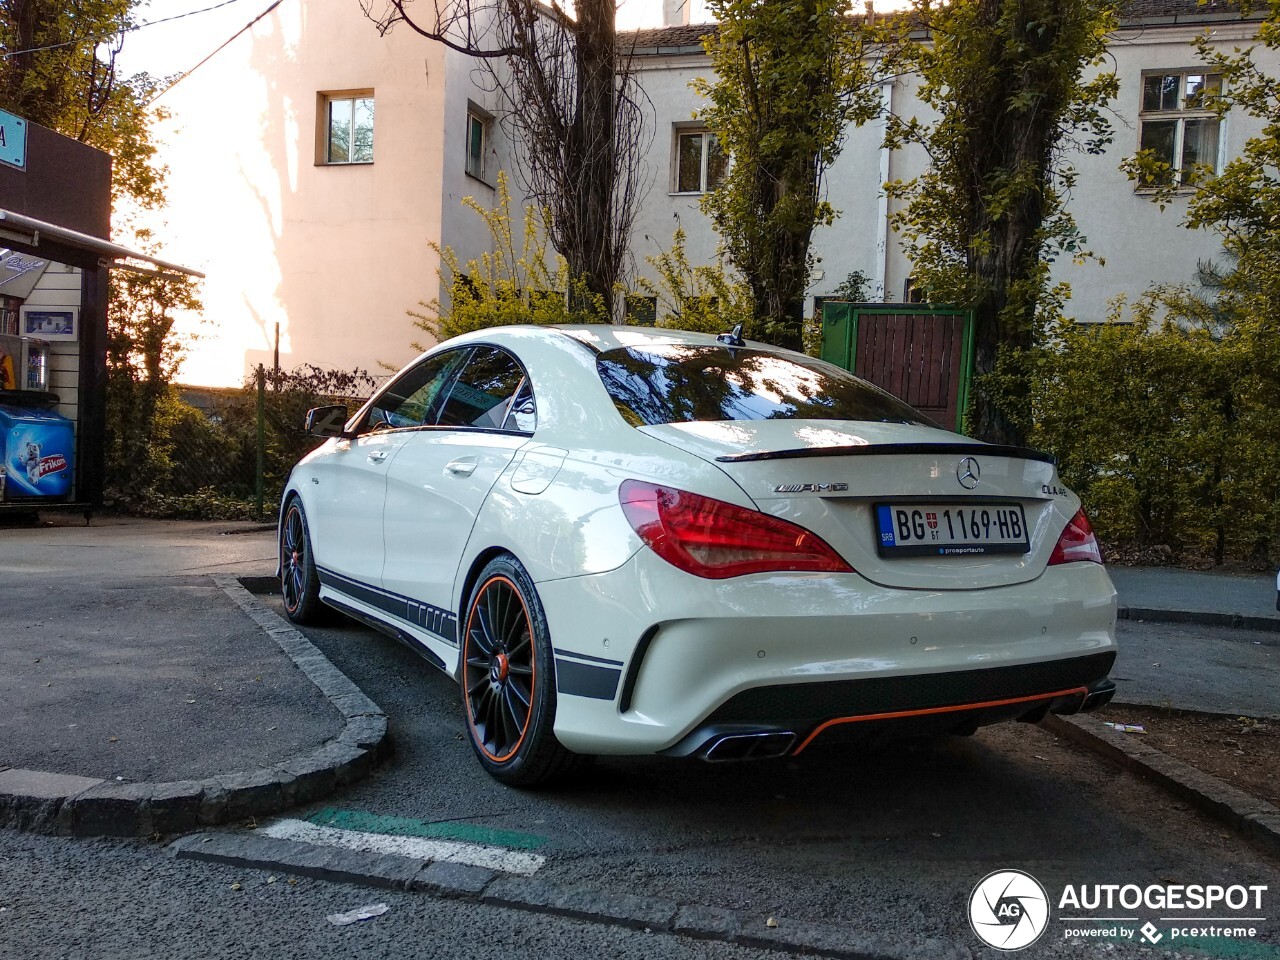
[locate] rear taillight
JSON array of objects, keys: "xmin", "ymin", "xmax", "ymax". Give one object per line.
[
  {"xmin": 618, "ymin": 480, "xmax": 853, "ymax": 579},
  {"xmin": 1048, "ymin": 508, "xmax": 1104, "ymax": 565}
]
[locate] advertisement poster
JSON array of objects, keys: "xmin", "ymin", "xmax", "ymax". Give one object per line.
[{"xmin": 0, "ymin": 407, "xmax": 73, "ymax": 498}]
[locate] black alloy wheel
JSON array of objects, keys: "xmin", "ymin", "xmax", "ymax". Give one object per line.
[
  {"xmin": 280, "ymin": 498, "xmax": 323, "ymax": 624},
  {"xmin": 461, "ymin": 554, "xmax": 583, "ymax": 787}
]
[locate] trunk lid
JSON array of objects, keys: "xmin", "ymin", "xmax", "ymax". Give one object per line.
[{"xmin": 638, "ymin": 420, "xmax": 1072, "ymax": 590}]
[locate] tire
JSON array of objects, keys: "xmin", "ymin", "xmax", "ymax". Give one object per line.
[
  {"xmin": 460, "ymin": 554, "xmax": 582, "ymax": 787},
  {"xmin": 280, "ymin": 498, "xmax": 324, "ymax": 625}
]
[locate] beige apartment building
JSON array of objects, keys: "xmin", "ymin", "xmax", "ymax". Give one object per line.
[{"xmin": 145, "ymin": 0, "xmax": 1270, "ymax": 386}]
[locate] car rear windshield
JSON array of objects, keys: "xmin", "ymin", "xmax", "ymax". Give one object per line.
[{"xmin": 596, "ymin": 344, "xmax": 931, "ymax": 427}]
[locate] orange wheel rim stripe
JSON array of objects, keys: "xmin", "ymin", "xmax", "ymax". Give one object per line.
[
  {"xmin": 791, "ymin": 686, "xmax": 1090, "ymax": 754},
  {"xmin": 464, "ymin": 574, "xmax": 536, "ymax": 763}
]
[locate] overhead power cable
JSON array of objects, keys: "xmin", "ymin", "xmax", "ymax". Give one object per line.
[
  {"xmin": 146, "ymin": 0, "xmax": 286, "ymax": 105},
  {"xmin": 0, "ymin": 0, "xmax": 247, "ymax": 60}
]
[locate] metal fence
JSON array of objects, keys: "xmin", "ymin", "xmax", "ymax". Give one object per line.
[{"xmin": 110, "ymin": 365, "xmax": 387, "ymax": 520}]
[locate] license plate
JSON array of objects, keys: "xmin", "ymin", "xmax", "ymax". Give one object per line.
[{"xmin": 875, "ymin": 503, "xmax": 1029, "ymax": 557}]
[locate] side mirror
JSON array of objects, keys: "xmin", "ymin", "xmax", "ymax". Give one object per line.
[{"xmin": 305, "ymin": 405, "xmax": 349, "ymax": 438}]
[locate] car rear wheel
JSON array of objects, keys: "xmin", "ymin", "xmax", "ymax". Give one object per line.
[
  {"xmin": 461, "ymin": 554, "xmax": 581, "ymax": 787},
  {"xmin": 280, "ymin": 498, "xmax": 323, "ymax": 624}
]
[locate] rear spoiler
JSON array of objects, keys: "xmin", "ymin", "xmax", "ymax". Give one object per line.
[{"xmin": 715, "ymin": 442, "xmax": 1057, "ymax": 465}]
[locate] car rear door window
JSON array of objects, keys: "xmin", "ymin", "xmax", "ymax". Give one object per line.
[{"xmin": 436, "ymin": 346, "xmax": 533, "ymax": 432}]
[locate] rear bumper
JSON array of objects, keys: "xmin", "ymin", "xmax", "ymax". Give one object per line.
[
  {"xmin": 663, "ymin": 660, "xmax": 1116, "ymax": 758},
  {"xmin": 537, "ymin": 554, "xmax": 1118, "ymax": 756}
]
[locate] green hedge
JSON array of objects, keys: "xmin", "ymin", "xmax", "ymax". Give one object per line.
[{"xmin": 1000, "ymin": 318, "xmax": 1280, "ymax": 567}]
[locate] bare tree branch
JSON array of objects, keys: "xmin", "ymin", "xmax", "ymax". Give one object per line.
[{"xmin": 362, "ymin": 0, "xmax": 653, "ymax": 318}]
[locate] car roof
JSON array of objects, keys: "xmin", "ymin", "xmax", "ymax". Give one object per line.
[{"xmin": 437, "ymin": 324, "xmax": 777, "ymax": 356}]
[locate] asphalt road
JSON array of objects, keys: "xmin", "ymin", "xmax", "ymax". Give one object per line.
[
  {"xmin": 2, "ymin": 584, "xmax": 1278, "ymax": 959},
  {"xmin": 244, "ymin": 600, "xmax": 1280, "ymax": 955},
  {"xmin": 1110, "ymin": 620, "xmax": 1279, "ymax": 718}
]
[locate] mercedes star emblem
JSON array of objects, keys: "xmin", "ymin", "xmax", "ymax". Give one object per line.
[{"xmin": 957, "ymin": 457, "xmax": 981, "ymax": 489}]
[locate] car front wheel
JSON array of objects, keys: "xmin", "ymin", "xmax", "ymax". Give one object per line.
[{"xmin": 280, "ymin": 498, "xmax": 323, "ymax": 624}]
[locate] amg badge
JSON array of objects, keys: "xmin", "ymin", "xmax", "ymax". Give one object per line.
[{"xmin": 774, "ymin": 482, "xmax": 849, "ymax": 494}]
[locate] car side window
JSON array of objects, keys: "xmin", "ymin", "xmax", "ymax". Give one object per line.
[
  {"xmin": 501, "ymin": 377, "xmax": 536, "ymax": 433},
  {"xmin": 436, "ymin": 346, "xmax": 534, "ymax": 432},
  {"xmin": 363, "ymin": 349, "xmax": 467, "ymax": 432}
]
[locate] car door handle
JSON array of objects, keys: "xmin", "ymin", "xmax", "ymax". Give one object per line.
[
  {"xmin": 445, "ymin": 458, "xmax": 477, "ymax": 477},
  {"xmin": 367, "ymin": 450, "xmax": 388, "ymax": 464}
]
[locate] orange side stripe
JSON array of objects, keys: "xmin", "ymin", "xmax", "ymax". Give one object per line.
[{"xmin": 791, "ymin": 685, "xmax": 1090, "ymax": 754}]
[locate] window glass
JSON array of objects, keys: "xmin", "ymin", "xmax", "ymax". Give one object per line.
[
  {"xmin": 1181, "ymin": 117, "xmax": 1219, "ymax": 172},
  {"xmin": 597, "ymin": 344, "xmax": 930, "ymax": 427},
  {"xmin": 677, "ymin": 133, "xmax": 703, "ymax": 192},
  {"xmin": 1139, "ymin": 119, "xmax": 1177, "ymax": 183},
  {"xmin": 1142, "ymin": 74, "xmax": 1179, "ymax": 112},
  {"xmin": 467, "ymin": 113, "xmax": 486, "ymax": 178},
  {"xmin": 365, "ymin": 350, "xmax": 467, "ymax": 431},
  {"xmin": 324, "ymin": 94, "xmax": 374, "ymax": 164},
  {"xmin": 437, "ymin": 347, "xmax": 528, "ymax": 430},
  {"xmin": 327, "ymin": 98, "xmax": 352, "ymax": 163},
  {"xmin": 706, "ymin": 134, "xmax": 727, "ymax": 189},
  {"xmin": 1184, "ymin": 74, "xmax": 1221, "ymax": 108},
  {"xmin": 352, "ymin": 97, "xmax": 375, "ymax": 163},
  {"xmin": 501, "ymin": 377, "xmax": 537, "ymax": 433}
]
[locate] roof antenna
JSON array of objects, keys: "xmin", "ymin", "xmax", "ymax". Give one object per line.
[{"xmin": 717, "ymin": 323, "xmax": 745, "ymax": 347}]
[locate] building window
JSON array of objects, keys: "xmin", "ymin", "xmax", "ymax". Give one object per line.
[
  {"xmin": 625, "ymin": 294, "xmax": 657, "ymax": 326},
  {"xmin": 466, "ymin": 107, "xmax": 493, "ymax": 182},
  {"xmin": 321, "ymin": 92, "xmax": 374, "ymax": 164},
  {"xmin": 674, "ymin": 129, "xmax": 726, "ymax": 193},
  {"xmin": 1137, "ymin": 71, "xmax": 1222, "ymax": 187}
]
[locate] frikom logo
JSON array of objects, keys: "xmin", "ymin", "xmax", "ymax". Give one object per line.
[{"xmin": 969, "ymin": 870, "xmax": 1050, "ymax": 951}]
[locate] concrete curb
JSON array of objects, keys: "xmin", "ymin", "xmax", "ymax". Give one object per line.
[
  {"xmin": 169, "ymin": 831, "xmax": 969, "ymax": 960},
  {"xmin": 0, "ymin": 576, "xmax": 389, "ymax": 838},
  {"xmin": 1117, "ymin": 605, "xmax": 1280, "ymax": 636},
  {"xmin": 1044, "ymin": 714, "xmax": 1280, "ymax": 860}
]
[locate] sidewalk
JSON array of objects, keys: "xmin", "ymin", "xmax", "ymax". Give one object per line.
[
  {"xmin": 0, "ymin": 516, "xmax": 1274, "ymax": 835},
  {"xmin": 0, "ymin": 517, "xmax": 387, "ymax": 835},
  {"xmin": 1109, "ymin": 564, "xmax": 1279, "ymax": 630}
]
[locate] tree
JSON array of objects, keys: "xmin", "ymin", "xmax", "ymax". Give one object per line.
[
  {"xmin": 363, "ymin": 0, "xmax": 648, "ymax": 321},
  {"xmin": 695, "ymin": 0, "xmax": 879, "ymax": 352},
  {"xmin": 0, "ymin": 0, "xmax": 165, "ymax": 207},
  {"xmin": 413, "ymin": 173, "xmax": 605, "ymax": 344},
  {"xmin": 882, "ymin": 0, "xmax": 1117, "ymax": 444},
  {"xmin": 104, "ymin": 251, "xmax": 202, "ymax": 502},
  {"xmin": 1115, "ymin": 0, "xmax": 1280, "ymax": 560}
]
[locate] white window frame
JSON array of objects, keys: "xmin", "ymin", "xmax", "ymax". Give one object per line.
[
  {"xmin": 672, "ymin": 127, "xmax": 726, "ymax": 195},
  {"xmin": 1136, "ymin": 69, "xmax": 1225, "ymax": 190},
  {"xmin": 466, "ymin": 105, "xmax": 494, "ymax": 183},
  {"xmin": 318, "ymin": 90, "xmax": 375, "ymax": 166}
]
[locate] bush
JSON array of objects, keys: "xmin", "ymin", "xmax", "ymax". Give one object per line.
[
  {"xmin": 108, "ymin": 366, "xmax": 380, "ymax": 520},
  {"xmin": 995, "ymin": 307, "xmax": 1280, "ymax": 567},
  {"xmin": 412, "ymin": 172, "xmax": 606, "ymax": 344}
]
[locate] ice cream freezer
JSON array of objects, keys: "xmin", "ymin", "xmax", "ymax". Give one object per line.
[{"xmin": 0, "ymin": 402, "xmax": 74, "ymax": 501}]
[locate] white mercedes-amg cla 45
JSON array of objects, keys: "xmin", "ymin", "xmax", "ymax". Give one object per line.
[{"xmin": 279, "ymin": 325, "xmax": 1117, "ymax": 785}]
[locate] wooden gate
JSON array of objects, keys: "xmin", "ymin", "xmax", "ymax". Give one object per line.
[{"xmin": 820, "ymin": 303, "xmax": 974, "ymax": 433}]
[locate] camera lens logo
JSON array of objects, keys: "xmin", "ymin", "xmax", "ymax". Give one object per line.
[{"xmin": 969, "ymin": 870, "xmax": 1050, "ymax": 951}]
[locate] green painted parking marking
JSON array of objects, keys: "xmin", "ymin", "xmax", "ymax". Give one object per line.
[{"xmin": 304, "ymin": 807, "xmax": 549, "ymax": 850}]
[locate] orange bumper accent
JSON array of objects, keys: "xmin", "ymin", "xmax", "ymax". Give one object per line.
[{"xmin": 791, "ymin": 685, "xmax": 1090, "ymax": 754}]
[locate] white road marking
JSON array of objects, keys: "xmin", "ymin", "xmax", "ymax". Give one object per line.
[{"xmin": 259, "ymin": 818, "xmax": 546, "ymax": 875}]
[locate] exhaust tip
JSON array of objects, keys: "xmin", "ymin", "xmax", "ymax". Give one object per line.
[{"xmin": 702, "ymin": 731, "xmax": 796, "ymax": 762}]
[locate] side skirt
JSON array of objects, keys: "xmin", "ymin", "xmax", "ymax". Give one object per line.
[{"xmin": 319, "ymin": 589, "xmax": 451, "ymax": 676}]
